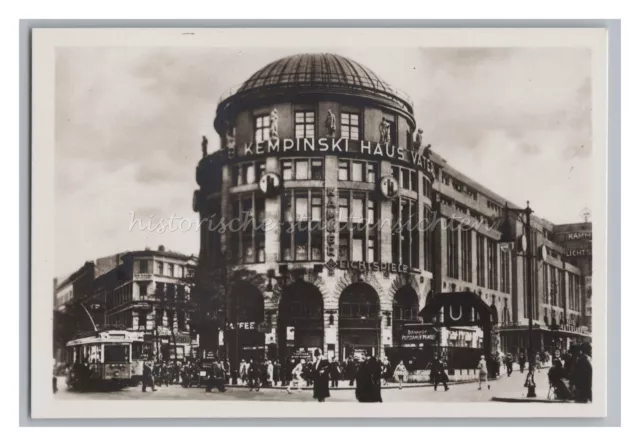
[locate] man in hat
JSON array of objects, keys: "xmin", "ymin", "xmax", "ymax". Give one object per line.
[{"xmin": 311, "ymin": 349, "xmax": 330, "ymax": 402}]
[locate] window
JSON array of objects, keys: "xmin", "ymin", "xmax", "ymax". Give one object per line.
[
  {"xmin": 351, "ymin": 162, "xmax": 364, "ymax": 182},
  {"xmin": 337, "ymin": 159, "xmax": 378, "ymax": 183},
  {"xmin": 392, "ymin": 197, "xmax": 419, "ymax": 268},
  {"xmin": 543, "ymin": 264, "xmax": 550, "ymax": 303},
  {"xmin": 311, "ymin": 160, "xmax": 323, "ymax": 180},
  {"xmin": 446, "ymin": 219, "xmax": 459, "ymax": 279},
  {"xmin": 255, "ymin": 115, "xmax": 270, "ymax": 143},
  {"xmin": 281, "ymin": 158, "xmax": 324, "ymax": 181},
  {"xmin": 138, "ymin": 260, "xmax": 149, "ymax": 274},
  {"xmin": 167, "ymin": 264, "xmax": 174, "ymax": 278},
  {"xmin": 500, "ymin": 249, "xmax": 511, "ymax": 293},
  {"xmin": 230, "ymin": 193, "xmax": 266, "ymax": 264},
  {"xmin": 340, "ymin": 112, "xmax": 360, "ymax": 140},
  {"xmin": 156, "ymin": 261, "xmax": 164, "ymax": 276},
  {"xmin": 367, "ymin": 239, "xmax": 376, "ymax": 263},
  {"xmin": 281, "ymin": 190, "xmax": 324, "ymax": 262},
  {"xmin": 392, "ymin": 165, "xmax": 417, "ymax": 191},
  {"xmin": 487, "ymin": 239, "xmax": 498, "ymax": 290},
  {"xmin": 139, "ymin": 283, "xmax": 148, "ymax": 297},
  {"xmin": 295, "ymin": 111, "xmax": 315, "ymax": 139},
  {"xmin": 336, "ymin": 191, "xmax": 378, "ymax": 263},
  {"xmin": 461, "ymin": 229, "xmax": 472, "ymax": 282},
  {"xmin": 423, "ymin": 205, "xmax": 433, "ymax": 271},
  {"xmin": 338, "ymin": 160, "xmax": 349, "ymax": 181},
  {"xmin": 233, "ymin": 161, "xmax": 265, "ymax": 186},
  {"xmin": 174, "ymin": 265, "xmax": 182, "ymax": 278}
]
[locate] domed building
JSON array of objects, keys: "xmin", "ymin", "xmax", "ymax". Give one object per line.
[{"xmin": 193, "ymin": 53, "xmax": 435, "ymax": 365}]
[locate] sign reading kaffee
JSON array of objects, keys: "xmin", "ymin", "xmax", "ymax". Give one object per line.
[{"xmin": 227, "ymin": 137, "xmax": 433, "ymax": 174}]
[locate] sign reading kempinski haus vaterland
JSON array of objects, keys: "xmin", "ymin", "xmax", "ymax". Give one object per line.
[{"xmin": 226, "ymin": 137, "xmax": 433, "ymax": 173}]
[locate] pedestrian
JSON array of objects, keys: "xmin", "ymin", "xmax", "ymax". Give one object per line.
[
  {"xmin": 535, "ymin": 353, "xmax": 542, "ymax": 373},
  {"xmin": 206, "ymin": 359, "xmax": 227, "ymax": 393},
  {"xmin": 393, "ymin": 360, "xmax": 408, "ymax": 390},
  {"xmin": 432, "ymin": 356, "xmax": 449, "ymax": 391},
  {"xmin": 267, "ymin": 360, "xmax": 274, "ymax": 387},
  {"xmin": 247, "ymin": 359, "xmax": 261, "ymax": 392},
  {"xmin": 274, "ymin": 360, "xmax": 282, "ymax": 387},
  {"xmin": 356, "ymin": 353, "xmax": 383, "ymax": 403},
  {"xmin": 239, "ymin": 359, "xmax": 248, "ymax": 385},
  {"xmin": 286, "ymin": 359, "xmax": 304, "ymax": 394},
  {"xmin": 572, "ymin": 343, "xmax": 592, "ymax": 403},
  {"xmin": 347, "ymin": 357, "xmax": 357, "ymax": 386},
  {"xmin": 380, "ymin": 358, "xmax": 389, "ymax": 386},
  {"xmin": 518, "ymin": 352, "xmax": 526, "ymax": 373},
  {"xmin": 477, "ymin": 355, "xmax": 490, "ymax": 390},
  {"xmin": 142, "ymin": 360, "xmax": 157, "ymax": 392},
  {"xmin": 311, "ymin": 349, "xmax": 330, "ymax": 402},
  {"xmin": 504, "ymin": 353, "xmax": 514, "ymax": 377},
  {"xmin": 329, "ymin": 357, "xmax": 341, "ymax": 388}
]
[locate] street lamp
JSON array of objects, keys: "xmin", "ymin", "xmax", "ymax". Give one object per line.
[{"xmin": 499, "ymin": 201, "xmax": 537, "ymax": 398}]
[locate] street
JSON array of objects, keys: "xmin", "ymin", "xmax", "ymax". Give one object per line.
[{"xmin": 54, "ymin": 370, "xmax": 553, "ymax": 403}]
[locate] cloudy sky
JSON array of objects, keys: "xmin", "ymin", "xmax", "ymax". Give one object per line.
[{"xmin": 55, "ymin": 46, "xmax": 592, "ymax": 278}]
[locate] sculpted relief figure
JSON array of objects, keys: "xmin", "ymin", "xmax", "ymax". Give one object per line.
[
  {"xmin": 325, "ymin": 109, "xmax": 337, "ymax": 137},
  {"xmin": 201, "ymin": 135, "xmax": 208, "ymax": 158},
  {"xmin": 413, "ymin": 128, "xmax": 423, "ymax": 151},
  {"xmin": 379, "ymin": 119, "xmax": 390, "ymax": 144},
  {"xmin": 269, "ymin": 108, "xmax": 279, "ymax": 140}
]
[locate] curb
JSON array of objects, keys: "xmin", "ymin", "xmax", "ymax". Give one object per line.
[{"xmin": 491, "ymin": 397, "xmax": 572, "ymax": 403}]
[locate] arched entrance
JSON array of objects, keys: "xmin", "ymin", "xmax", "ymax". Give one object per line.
[
  {"xmin": 392, "ymin": 285, "xmax": 420, "ymax": 347},
  {"xmin": 339, "ymin": 282, "xmax": 380, "ymax": 361},
  {"xmin": 277, "ymin": 281, "xmax": 324, "ymax": 361},
  {"xmin": 228, "ymin": 283, "xmax": 264, "ymax": 365}
]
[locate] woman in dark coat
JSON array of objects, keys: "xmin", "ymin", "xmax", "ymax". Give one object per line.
[
  {"xmin": 311, "ymin": 349, "xmax": 330, "ymax": 402},
  {"xmin": 355, "ymin": 355, "xmax": 383, "ymax": 403}
]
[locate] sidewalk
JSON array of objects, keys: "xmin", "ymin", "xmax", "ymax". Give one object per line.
[{"xmin": 490, "ymin": 366, "xmax": 571, "ymax": 403}]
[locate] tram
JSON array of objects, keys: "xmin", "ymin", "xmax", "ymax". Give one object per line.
[{"xmin": 65, "ymin": 329, "xmax": 145, "ymax": 390}]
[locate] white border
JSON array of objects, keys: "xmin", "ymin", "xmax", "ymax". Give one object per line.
[{"xmin": 31, "ymin": 27, "xmax": 608, "ymax": 419}]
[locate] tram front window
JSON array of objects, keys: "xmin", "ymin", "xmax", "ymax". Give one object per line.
[{"xmin": 104, "ymin": 345, "xmax": 129, "ymax": 363}]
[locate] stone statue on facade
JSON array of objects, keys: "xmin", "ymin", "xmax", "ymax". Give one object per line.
[
  {"xmin": 413, "ymin": 128, "xmax": 423, "ymax": 151},
  {"xmin": 379, "ymin": 119, "xmax": 390, "ymax": 144},
  {"xmin": 269, "ymin": 108, "xmax": 279, "ymax": 140},
  {"xmin": 201, "ymin": 135, "xmax": 208, "ymax": 158},
  {"xmin": 325, "ymin": 109, "xmax": 336, "ymax": 137}
]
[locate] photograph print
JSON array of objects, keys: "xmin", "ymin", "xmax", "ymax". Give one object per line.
[{"xmin": 31, "ymin": 27, "xmax": 607, "ymax": 418}]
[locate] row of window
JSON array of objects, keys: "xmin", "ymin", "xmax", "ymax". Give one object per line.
[
  {"xmin": 137, "ymin": 259, "xmax": 185, "ymax": 278},
  {"xmin": 255, "ymin": 111, "xmax": 364, "ymax": 143},
  {"xmin": 447, "ymin": 227, "xmax": 506, "ymax": 292},
  {"xmin": 231, "ymin": 158, "xmax": 431, "ymax": 190},
  {"xmin": 106, "ymin": 310, "xmax": 188, "ymax": 332}
]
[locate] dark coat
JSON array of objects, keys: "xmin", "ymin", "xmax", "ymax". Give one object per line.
[
  {"xmin": 311, "ymin": 358, "xmax": 331, "ymax": 400},
  {"xmin": 329, "ymin": 361, "xmax": 342, "ymax": 379},
  {"xmin": 355, "ymin": 358, "xmax": 383, "ymax": 403},
  {"xmin": 431, "ymin": 360, "xmax": 449, "ymax": 382}
]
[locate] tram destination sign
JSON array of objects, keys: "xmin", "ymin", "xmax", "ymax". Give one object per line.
[{"xmin": 227, "ymin": 138, "xmax": 433, "ymax": 174}]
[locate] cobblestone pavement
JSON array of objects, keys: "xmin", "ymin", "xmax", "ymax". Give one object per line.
[{"xmin": 55, "ymin": 369, "xmax": 551, "ymax": 403}]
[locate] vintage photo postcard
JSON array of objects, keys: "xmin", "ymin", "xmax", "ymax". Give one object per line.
[{"xmin": 30, "ymin": 27, "xmax": 608, "ymax": 419}]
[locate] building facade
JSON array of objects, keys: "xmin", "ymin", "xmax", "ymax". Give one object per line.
[
  {"xmin": 53, "ymin": 247, "xmax": 196, "ymax": 363},
  {"xmin": 193, "ymin": 53, "xmax": 592, "ymax": 366}
]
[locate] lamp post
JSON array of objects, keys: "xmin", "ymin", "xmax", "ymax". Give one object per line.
[{"xmin": 500, "ymin": 201, "xmax": 536, "ymax": 398}]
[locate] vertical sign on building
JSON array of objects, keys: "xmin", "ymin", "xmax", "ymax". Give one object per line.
[{"xmin": 325, "ymin": 187, "xmax": 338, "ymax": 275}]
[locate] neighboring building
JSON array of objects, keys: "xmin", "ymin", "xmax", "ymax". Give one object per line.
[
  {"xmin": 53, "ymin": 246, "xmax": 196, "ymax": 363},
  {"xmin": 192, "ymin": 52, "xmax": 592, "ymax": 365}
]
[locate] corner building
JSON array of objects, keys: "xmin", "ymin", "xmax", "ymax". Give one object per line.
[{"xmin": 194, "ymin": 54, "xmax": 435, "ymax": 363}]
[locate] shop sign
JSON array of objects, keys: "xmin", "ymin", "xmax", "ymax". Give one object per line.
[
  {"xmin": 565, "ymin": 249, "xmax": 592, "ymax": 257},
  {"xmin": 291, "ymin": 348, "xmax": 311, "ymax": 360},
  {"xmin": 286, "ymin": 326, "xmax": 295, "ymax": 341},
  {"xmin": 380, "ymin": 176, "xmax": 399, "ymax": 199},
  {"xmin": 400, "ymin": 324, "xmax": 437, "ymax": 343},
  {"xmin": 228, "ymin": 138, "xmax": 432, "ymax": 174},
  {"xmin": 226, "ymin": 321, "xmax": 257, "ymax": 330},
  {"xmin": 566, "ymin": 232, "xmax": 592, "ymax": 241},
  {"xmin": 265, "ymin": 333, "xmax": 276, "ymax": 344},
  {"xmin": 324, "ymin": 259, "xmax": 412, "ymax": 275}
]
